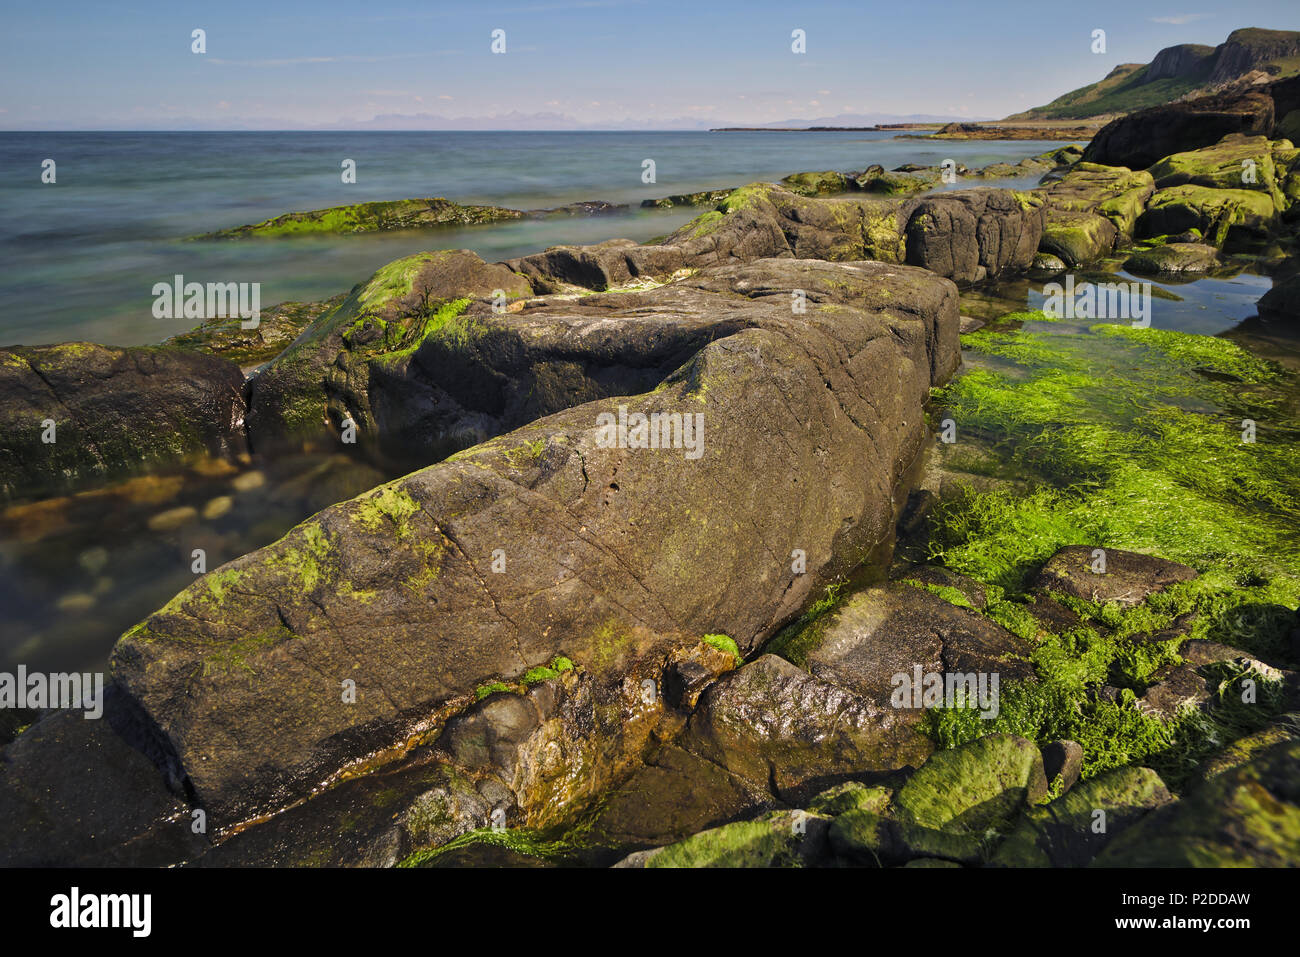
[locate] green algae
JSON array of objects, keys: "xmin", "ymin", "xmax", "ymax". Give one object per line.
[
  {"xmin": 701, "ymin": 633, "xmax": 742, "ymax": 664},
  {"xmin": 916, "ymin": 319, "xmax": 1299, "ymax": 791}
]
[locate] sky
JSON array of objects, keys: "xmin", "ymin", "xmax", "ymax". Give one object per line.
[{"xmin": 3, "ymin": 1, "xmax": 1300, "ymax": 129}]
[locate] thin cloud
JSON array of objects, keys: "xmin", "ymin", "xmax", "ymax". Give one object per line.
[
  {"xmin": 207, "ymin": 53, "xmax": 430, "ymax": 67},
  {"xmin": 1148, "ymin": 13, "xmax": 1212, "ymax": 24}
]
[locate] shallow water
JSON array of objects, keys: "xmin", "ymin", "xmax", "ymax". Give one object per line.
[{"xmin": 1, "ymin": 130, "xmax": 1065, "ymax": 346}]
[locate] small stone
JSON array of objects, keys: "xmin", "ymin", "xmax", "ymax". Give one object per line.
[
  {"xmin": 56, "ymin": 593, "xmax": 96, "ymax": 614},
  {"xmin": 231, "ymin": 471, "xmax": 266, "ymax": 493},
  {"xmin": 202, "ymin": 495, "xmax": 234, "ymax": 521},
  {"xmin": 147, "ymin": 506, "xmax": 198, "ymax": 532},
  {"xmin": 1041, "ymin": 740, "xmax": 1084, "ymax": 793}
]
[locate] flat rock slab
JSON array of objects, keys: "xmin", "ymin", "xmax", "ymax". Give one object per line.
[{"xmin": 1034, "ymin": 545, "xmax": 1198, "ymax": 606}]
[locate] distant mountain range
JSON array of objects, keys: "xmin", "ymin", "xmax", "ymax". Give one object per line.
[
  {"xmin": 1007, "ymin": 27, "xmax": 1300, "ymax": 121},
  {"xmin": 317, "ymin": 111, "xmax": 978, "ymax": 132}
]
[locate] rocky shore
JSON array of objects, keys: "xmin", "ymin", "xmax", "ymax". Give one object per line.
[{"xmin": 2, "ymin": 78, "xmax": 1299, "ymax": 867}]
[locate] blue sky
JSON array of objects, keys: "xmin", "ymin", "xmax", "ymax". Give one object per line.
[{"xmin": 3, "ymin": 1, "xmax": 1300, "ymax": 128}]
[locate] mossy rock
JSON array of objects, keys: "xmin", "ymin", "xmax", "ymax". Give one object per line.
[
  {"xmin": 1122, "ymin": 242, "xmax": 1223, "ymax": 275},
  {"xmin": 1138, "ymin": 184, "xmax": 1277, "ymax": 246},
  {"xmin": 1147, "ymin": 134, "xmax": 1289, "ymax": 210},
  {"xmin": 828, "ymin": 809, "xmax": 986, "ymax": 866},
  {"xmin": 891, "ymin": 733, "xmax": 1049, "ymax": 834},
  {"xmin": 779, "ymin": 170, "xmax": 851, "ymax": 196},
  {"xmin": 645, "ymin": 809, "xmax": 832, "ymax": 868},
  {"xmin": 806, "ymin": 781, "xmax": 893, "ymax": 817},
  {"xmin": 1093, "ymin": 740, "xmax": 1300, "ymax": 866},
  {"xmin": 204, "ymin": 197, "xmax": 526, "ymax": 238},
  {"xmin": 990, "ymin": 766, "xmax": 1173, "ymax": 867},
  {"xmin": 1040, "ymin": 210, "xmax": 1117, "ymax": 266}
]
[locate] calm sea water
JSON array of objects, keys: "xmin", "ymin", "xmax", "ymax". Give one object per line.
[{"xmin": 0, "ymin": 130, "xmax": 1067, "ymax": 346}]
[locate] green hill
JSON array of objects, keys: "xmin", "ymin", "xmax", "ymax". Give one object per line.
[{"xmin": 1008, "ymin": 28, "xmax": 1300, "ymax": 121}]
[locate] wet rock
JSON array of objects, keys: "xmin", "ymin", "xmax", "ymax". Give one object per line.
[
  {"xmin": 958, "ymin": 315, "xmax": 985, "ymax": 334},
  {"xmin": 894, "ymin": 565, "xmax": 988, "ymax": 610},
  {"xmin": 891, "ymin": 734, "xmax": 1049, "ymax": 834},
  {"xmin": 1094, "ymin": 739, "xmax": 1300, "ymax": 866},
  {"xmin": 1123, "ymin": 242, "xmax": 1223, "ymax": 274},
  {"xmin": 167, "ymin": 296, "xmax": 340, "ymax": 368},
  {"xmin": 0, "ymin": 691, "xmax": 207, "ymax": 866},
  {"xmin": 246, "ymin": 249, "xmax": 534, "ymax": 450},
  {"xmin": 1041, "ymin": 739, "xmax": 1084, "ymax": 793},
  {"xmin": 1258, "ymin": 272, "xmax": 1300, "ymax": 320},
  {"xmin": 780, "ymin": 170, "xmax": 851, "ymax": 196},
  {"xmin": 1030, "ymin": 252, "xmax": 1067, "ymax": 274},
  {"xmin": 1136, "ymin": 663, "xmax": 1213, "ymax": 720},
  {"xmin": 680, "ymin": 655, "xmax": 930, "ymax": 802},
  {"xmin": 204, "ymin": 197, "xmax": 527, "ymax": 239},
  {"xmin": 146, "ymin": 506, "xmax": 198, "ymax": 532},
  {"xmin": 1195, "ymin": 715, "xmax": 1300, "ymax": 782},
  {"xmin": 990, "ymin": 766, "xmax": 1173, "ymax": 867},
  {"xmin": 584, "ymin": 744, "xmax": 770, "ymax": 850},
  {"xmin": 0, "ymin": 343, "xmax": 247, "ymax": 501},
  {"xmin": 779, "ymin": 584, "xmax": 1033, "ymax": 705},
  {"xmin": 1033, "ymin": 545, "xmax": 1198, "ymax": 606}
]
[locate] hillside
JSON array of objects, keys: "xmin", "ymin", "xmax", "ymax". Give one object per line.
[{"xmin": 1008, "ymin": 27, "xmax": 1300, "ymax": 121}]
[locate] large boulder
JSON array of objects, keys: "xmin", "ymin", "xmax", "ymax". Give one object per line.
[
  {"xmin": 890, "ymin": 734, "xmax": 1050, "ymax": 835},
  {"xmin": 679, "ymin": 655, "xmax": 931, "ymax": 802},
  {"xmin": 0, "ymin": 343, "xmax": 247, "ymax": 501},
  {"xmin": 1147, "ymin": 133, "xmax": 1293, "ymax": 211},
  {"xmin": 519, "ymin": 183, "xmax": 1044, "ymax": 289},
  {"xmin": 990, "ymin": 766, "xmax": 1174, "ymax": 867},
  {"xmin": 1082, "ymin": 92, "xmax": 1275, "ymax": 170},
  {"xmin": 1094, "ymin": 739, "xmax": 1300, "ymax": 866},
  {"xmin": 904, "ymin": 189, "xmax": 1047, "ymax": 283},
  {"xmin": 1137, "ymin": 184, "xmax": 1278, "ymax": 245},
  {"xmin": 245, "ymin": 249, "xmax": 534, "ymax": 453},
  {"xmin": 1036, "ymin": 163, "xmax": 1156, "ymax": 264},
  {"xmin": 106, "ymin": 257, "xmax": 961, "ymax": 827}
]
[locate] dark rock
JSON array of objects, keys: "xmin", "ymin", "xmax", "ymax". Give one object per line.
[
  {"xmin": 166, "ymin": 296, "xmax": 341, "ymax": 369},
  {"xmin": 0, "ymin": 690, "xmax": 207, "ymax": 866},
  {"xmin": 1082, "ymin": 92, "xmax": 1274, "ymax": 171},
  {"xmin": 108, "ymin": 256, "xmax": 961, "ymax": 826},
  {"xmin": 1041, "ymin": 739, "xmax": 1084, "ymax": 793},
  {"xmin": 1137, "ymin": 663, "xmax": 1213, "ymax": 720},
  {"xmin": 990, "ymin": 766, "xmax": 1173, "ymax": 867},
  {"xmin": 0, "ymin": 342, "xmax": 247, "ymax": 501},
  {"xmin": 779, "ymin": 584, "xmax": 1033, "ymax": 706},
  {"xmin": 905, "ymin": 189, "xmax": 1047, "ymax": 283},
  {"xmin": 680, "ymin": 655, "xmax": 931, "ymax": 802},
  {"xmin": 1034, "ymin": 545, "xmax": 1198, "ymax": 606},
  {"xmin": 894, "ymin": 565, "xmax": 988, "ymax": 610},
  {"xmin": 1259, "ymin": 272, "xmax": 1300, "ymax": 320}
]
